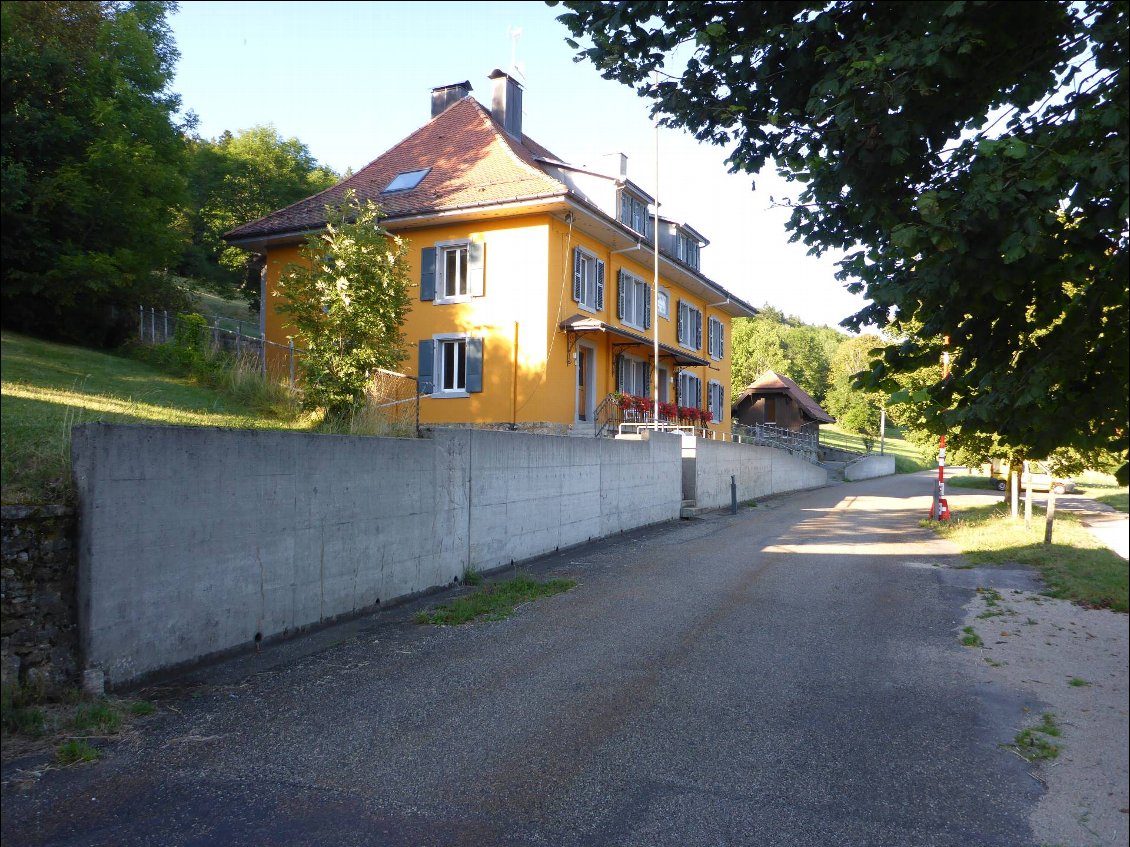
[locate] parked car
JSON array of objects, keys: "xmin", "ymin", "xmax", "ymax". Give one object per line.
[{"xmin": 986, "ymin": 460, "xmax": 1076, "ymax": 495}]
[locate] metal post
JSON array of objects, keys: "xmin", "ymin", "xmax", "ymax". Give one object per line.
[
  {"xmin": 879, "ymin": 407, "xmax": 886, "ymax": 455},
  {"xmin": 1023, "ymin": 460, "xmax": 1033, "ymax": 530},
  {"xmin": 163, "ymin": 310, "xmax": 169, "ymax": 342},
  {"xmin": 213, "ymin": 318, "xmax": 219, "ymax": 350},
  {"xmin": 138, "ymin": 305, "xmax": 144, "ymax": 342},
  {"xmin": 288, "ymin": 339, "xmax": 296, "ymax": 389},
  {"xmin": 730, "ymin": 474, "xmax": 737, "ymax": 515}
]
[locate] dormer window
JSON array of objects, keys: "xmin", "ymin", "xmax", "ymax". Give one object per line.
[
  {"xmin": 675, "ymin": 231, "xmax": 700, "ymax": 270},
  {"xmin": 382, "ymin": 168, "xmax": 430, "ymax": 193},
  {"xmin": 619, "ymin": 191, "xmax": 649, "ymax": 235}
]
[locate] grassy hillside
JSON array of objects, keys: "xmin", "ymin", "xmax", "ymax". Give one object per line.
[
  {"xmin": 820, "ymin": 424, "xmax": 931, "ymax": 473},
  {"xmin": 1, "ymin": 331, "xmax": 307, "ymax": 503}
]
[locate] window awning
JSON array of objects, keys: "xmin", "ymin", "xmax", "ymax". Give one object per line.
[{"xmin": 558, "ymin": 314, "xmax": 710, "ymax": 367}]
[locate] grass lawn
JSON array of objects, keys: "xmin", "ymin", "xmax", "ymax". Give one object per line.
[
  {"xmin": 929, "ymin": 502, "xmax": 1128, "ymax": 612},
  {"xmin": 820, "ymin": 424, "xmax": 932, "ymax": 473},
  {"xmin": 188, "ymin": 288, "xmax": 261, "ymax": 337},
  {"xmin": 1074, "ymin": 470, "xmax": 1129, "ymax": 513},
  {"xmin": 1, "ymin": 330, "xmax": 309, "ymax": 503}
]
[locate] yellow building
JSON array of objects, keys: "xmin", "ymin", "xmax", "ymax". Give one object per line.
[{"xmin": 225, "ymin": 71, "xmax": 756, "ymax": 436}]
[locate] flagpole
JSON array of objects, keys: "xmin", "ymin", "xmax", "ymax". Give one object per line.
[{"xmin": 652, "ymin": 72, "xmax": 660, "ymax": 426}]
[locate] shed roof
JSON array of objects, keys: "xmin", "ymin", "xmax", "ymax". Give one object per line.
[{"xmin": 733, "ymin": 370, "xmax": 835, "ymax": 424}]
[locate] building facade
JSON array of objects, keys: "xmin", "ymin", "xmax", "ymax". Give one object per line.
[{"xmin": 225, "ymin": 71, "xmax": 756, "ymax": 436}]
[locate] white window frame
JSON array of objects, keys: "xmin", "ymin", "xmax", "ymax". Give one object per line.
[
  {"xmin": 708, "ymin": 316, "xmax": 725, "ymax": 361},
  {"xmin": 677, "ymin": 371, "xmax": 703, "ymax": 409},
  {"xmin": 675, "ymin": 232, "xmax": 700, "ymax": 269},
  {"xmin": 677, "ymin": 301, "xmax": 703, "ymax": 351},
  {"xmin": 434, "ymin": 240, "xmax": 470, "ymax": 304},
  {"xmin": 620, "ymin": 271, "xmax": 649, "ymax": 330},
  {"xmin": 575, "ymin": 248, "xmax": 603, "ymax": 313},
  {"xmin": 618, "ymin": 354, "xmax": 650, "ymax": 397},
  {"xmin": 434, "ymin": 332, "xmax": 469, "ymax": 397},
  {"xmin": 620, "ymin": 192, "xmax": 648, "ymax": 234},
  {"xmin": 657, "ymin": 287, "xmax": 671, "ymax": 320},
  {"xmin": 708, "ymin": 380, "xmax": 725, "ymax": 424}
]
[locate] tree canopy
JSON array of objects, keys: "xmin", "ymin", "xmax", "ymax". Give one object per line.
[
  {"xmin": 179, "ymin": 125, "xmax": 338, "ymax": 303},
  {"xmin": 554, "ymin": 1, "xmax": 1128, "ymax": 460},
  {"xmin": 1, "ymin": 0, "xmax": 189, "ymax": 343},
  {"xmin": 729, "ymin": 306, "xmax": 843, "ymax": 402}
]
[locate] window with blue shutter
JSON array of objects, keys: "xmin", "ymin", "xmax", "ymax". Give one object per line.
[
  {"xmin": 466, "ymin": 337, "xmax": 483, "ymax": 393},
  {"xmin": 418, "ymin": 340, "xmax": 435, "ymax": 394},
  {"xmin": 420, "ymin": 247, "xmax": 436, "ymax": 301},
  {"xmin": 573, "ymin": 249, "xmax": 603, "ymax": 312},
  {"xmin": 617, "ymin": 270, "xmax": 626, "ymax": 320},
  {"xmin": 573, "ymin": 247, "xmax": 583, "ymax": 302},
  {"xmin": 468, "ymin": 241, "xmax": 485, "ymax": 297}
]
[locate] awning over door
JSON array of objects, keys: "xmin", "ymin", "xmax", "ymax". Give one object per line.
[{"xmin": 558, "ymin": 314, "xmax": 710, "ymax": 367}]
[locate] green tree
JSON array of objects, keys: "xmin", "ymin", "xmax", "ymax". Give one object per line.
[
  {"xmin": 730, "ymin": 306, "xmax": 843, "ymax": 401},
  {"xmin": 275, "ymin": 192, "xmax": 412, "ymax": 418},
  {"xmin": 555, "ymin": 0, "xmax": 1128, "ymax": 460},
  {"xmin": 1, "ymin": 0, "xmax": 189, "ymax": 344},
  {"xmin": 180, "ymin": 125, "xmax": 338, "ymax": 304}
]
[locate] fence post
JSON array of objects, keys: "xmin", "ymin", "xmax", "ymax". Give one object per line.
[
  {"xmin": 236, "ymin": 323, "xmax": 242, "ymax": 357},
  {"xmin": 162, "ymin": 310, "xmax": 169, "ymax": 342},
  {"xmin": 138, "ymin": 305, "xmax": 144, "ymax": 342},
  {"xmin": 148, "ymin": 307, "xmax": 155, "ymax": 343},
  {"xmin": 288, "ymin": 339, "xmax": 295, "ymax": 389},
  {"xmin": 212, "ymin": 318, "xmax": 219, "ymax": 351}
]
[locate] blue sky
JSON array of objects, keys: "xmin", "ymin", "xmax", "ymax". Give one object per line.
[{"xmin": 169, "ymin": 1, "xmax": 868, "ymax": 329}]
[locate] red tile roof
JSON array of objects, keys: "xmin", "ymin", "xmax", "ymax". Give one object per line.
[
  {"xmin": 224, "ymin": 97, "xmax": 568, "ymax": 241},
  {"xmin": 733, "ymin": 370, "xmax": 835, "ymax": 424}
]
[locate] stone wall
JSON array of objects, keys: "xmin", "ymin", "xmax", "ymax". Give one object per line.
[{"xmin": 1, "ymin": 505, "xmax": 79, "ymax": 692}]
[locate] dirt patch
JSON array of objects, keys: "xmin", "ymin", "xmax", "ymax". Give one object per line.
[{"xmin": 962, "ymin": 588, "xmax": 1129, "ymax": 846}]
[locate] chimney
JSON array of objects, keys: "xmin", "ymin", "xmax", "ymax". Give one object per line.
[
  {"xmin": 431, "ymin": 81, "xmax": 472, "ymax": 118},
  {"xmin": 488, "ymin": 69, "xmax": 523, "ymax": 139},
  {"xmin": 600, "ymin": 152, "xmax": 628, "ymax": 181}
]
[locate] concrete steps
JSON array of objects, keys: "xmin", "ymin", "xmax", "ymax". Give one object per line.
[
  {"xmin": 818, "ymin": 460, "xmax": 850, "ymax": 483},
  {"xmin": 680, "ymin": 499, "xmax": 710, "ymax": 519}
]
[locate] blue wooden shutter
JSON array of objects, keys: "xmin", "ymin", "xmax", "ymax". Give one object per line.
[
  {"xmin": 573, "ymin": 248, "xmax": 583, "ymax": 302},
  {"xmin": 418, "ymin": 340, "xmax": 435, "ymax": 394},
  {"xmin": 694, "ymin": 311, "xmax": 703, "ymax": 350},
  {"xmin": 615, "ymin": 353, "xmax": 624, "ymax": 391},
  {"xmin": 717, "ymin": 320, "xmax": 724, "ymax": 358},
  {"xmin": 676, "ymin": 300, "xmax": 683, "ymax": 343},
  {"xmin": 708, "ymin": 317, "xmax": 716, "ymax": 357},
  {"xmin": 644, "ymin": 284, "xmax": 652, "ymax": 329},
  {"xmin": 466, "ymin": 337, "xmax": 484, "ymax": 393},
  {"xmin": 595, "ymin": 261, "xmax": 605, "ymax": 311},
  {"xmin": 468, "ymin": 240, "xmax": 485, "ymax": 297},
  {"xmin": 420, "ymin": 247, "xmax": 436, "ymax": 301},
  {"xmin": 617, "ymin": 270, "xmax": 626, "ymax": 320}
]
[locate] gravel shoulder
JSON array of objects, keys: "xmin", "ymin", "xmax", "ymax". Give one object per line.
[{"xmin": 959, "ymin": 576, "xmax": 1129, "ymax": 847}]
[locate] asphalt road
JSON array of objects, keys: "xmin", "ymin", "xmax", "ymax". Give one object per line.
[{"xmin": 2, "ymin": 472, "xmax": 1047, "ymax": 846}]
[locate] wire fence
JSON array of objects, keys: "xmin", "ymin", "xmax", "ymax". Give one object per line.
[{"xmin": 137, "ymin": 306, "xmax": 421, "ymax": 435}]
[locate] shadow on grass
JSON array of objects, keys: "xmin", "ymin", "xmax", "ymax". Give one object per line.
[{"xmin": 929, "ymin": 503, "xmax": 1128, "ymax": 612}]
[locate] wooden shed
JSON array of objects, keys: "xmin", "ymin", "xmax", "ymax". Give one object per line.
[{"xmin": 732, "ymin": 370, "xmax": 835, "ymax": 434}]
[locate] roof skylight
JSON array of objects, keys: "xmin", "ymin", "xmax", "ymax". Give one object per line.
[{"xmin": 382, "ymin": 168, "xmax": 430, "ymax": 193}]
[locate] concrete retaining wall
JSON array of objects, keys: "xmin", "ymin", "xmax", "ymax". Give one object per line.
[
  {"xmin": 844, "ymin": 454, "xmax": 897, "ymax": 481},
  {"xmin": 687, "ymin": 438, "xmax": 828, "ymax": 509},
  {"xmin": 71, "ymin": 424, "xmax": 680, "ymax": 687}
]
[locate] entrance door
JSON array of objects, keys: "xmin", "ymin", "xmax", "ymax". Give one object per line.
[{"xmin": 576, "ymin": 344, "xmax": 595, "ymax": 422}]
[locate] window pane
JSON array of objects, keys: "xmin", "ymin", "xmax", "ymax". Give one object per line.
[
  {"xmin": 443, "ymin": 341, "xmax": 455, "ymax": 390},
  {"xmin": 457, "ymin": 341, "xmax": 466, "ymax": 389}
]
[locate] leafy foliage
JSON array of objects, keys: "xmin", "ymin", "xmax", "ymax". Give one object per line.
[
  {"xmin": 275, "ymin": 192, "xmax": 411, "ymax": 418},
  {"xmin": 730, "ymin": 305, "xmax": 843, "ymax": 401},
  {"xmin": 179, "ymin": 126, "xmax": 338, "ymax": 304},
  {"xmin": 555, "ymin": 0, "xmax": 1129, "ymax": 460},
  {"xmin": 1, "ymin": 0, "xmax": 190, "ymax": 344}
]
